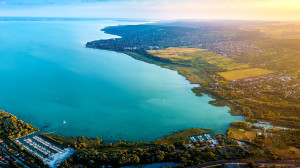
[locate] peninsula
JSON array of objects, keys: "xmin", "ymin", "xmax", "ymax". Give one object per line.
[{"xmin": 87, "ymin": 21, "xmax": 300, "ymax": 128}]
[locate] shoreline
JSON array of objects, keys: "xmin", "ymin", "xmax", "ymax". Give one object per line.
[
  {"xmin": 89, "ymin": 26, "xmax": 246, "ymax": 118},
  {"xmin": 0, "ymin": 21, "xmax": 241, "ymax": 143},
  {"xmin": 0, "ymin": 20, "xmax": 299, "ymax": 168},
  {"xmin": 115, "ymin": 50, "xmax": 244, "ymax": 117},
  {"xmin": 118, "ymin": 50, "xmax": 299, "ymax": 128},
  {"xmin": 86, "ymin": 24, "xmax": 300, "ymax": 129}
]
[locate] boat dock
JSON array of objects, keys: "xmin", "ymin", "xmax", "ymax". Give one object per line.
[{"xmin": 14, "ymin": 133, "xmax": 74, "ymax": 168}]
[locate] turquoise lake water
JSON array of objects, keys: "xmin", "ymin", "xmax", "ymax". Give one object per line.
[{"xmin": 0, "ymin": 20, "xmax": 242, "ymax": 142}]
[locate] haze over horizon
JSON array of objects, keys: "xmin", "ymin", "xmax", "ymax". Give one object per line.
[{"xmin": 0, "ymin": 0, "xmax": 299, "ymax": 21}]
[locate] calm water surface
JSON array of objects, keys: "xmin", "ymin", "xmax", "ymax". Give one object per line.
[{"xmin": 0, "ymin": 20, "xmax": 242, "ymax": 142}]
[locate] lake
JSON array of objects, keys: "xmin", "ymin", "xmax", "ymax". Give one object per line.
[{"xmin": 0, "ymin": 20, "xmax": 242, "ymax": 142}]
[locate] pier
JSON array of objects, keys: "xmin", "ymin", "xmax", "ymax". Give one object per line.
[{"xmin": 14, "ymin": 132, "xmax": 74, "ymax": 168}]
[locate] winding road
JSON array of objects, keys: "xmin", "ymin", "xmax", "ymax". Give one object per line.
[{"xmin": 192, "ymin": 160, "xmax": 300, "ymax": 168}]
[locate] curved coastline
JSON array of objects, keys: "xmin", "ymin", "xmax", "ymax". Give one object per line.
[
  {"xmin": 0, "ymin": 20, "xmax": 298, "ymax": 168},
  {"xmin": 87, "ymin": 26, "xmax": 244, "ymax": 117},
  {"xmin": 0, "ymin": 20, "xmax": 242, "ymax": 143}
]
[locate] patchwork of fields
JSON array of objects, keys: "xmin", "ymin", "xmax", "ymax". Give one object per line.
[{"xmin": 148, "ymin": 47, "xmax": 273, "ymax": 81}]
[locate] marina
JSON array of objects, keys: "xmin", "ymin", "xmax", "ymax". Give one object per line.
[
  {"xmin": 14, "ymin": 133, "xmax": 74, "ymax": 168},
  {"xmin": 189, "ymin": 134, "xmax": 212, "ymax": 142}
]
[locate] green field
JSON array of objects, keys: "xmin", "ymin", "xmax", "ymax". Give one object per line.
[
  {"xmin": 147, "ymin": 47, "xmax": 199, "ymax": 60},
  {"xmin": 148, "ymin": 47, "xmax": 249, "ymax": 71},
  {"xmin": 218, "ymin": 68, "xmax": 274, "ymax": 80},
  {"xmin": 148, "ymin": 47, "xmax": 274, "ymax": 81},
  {"xmin": 227, "ymin": 127, "xmax": 257, "ymax": 141}
]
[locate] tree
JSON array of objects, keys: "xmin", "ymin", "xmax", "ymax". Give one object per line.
[
  {"xmin": 88, "ymin": 160, "xmax": 95, "ymax": 166},
  {"xmin": 247, "ymin": 161, "xmax": 255, "ymax": 168}
]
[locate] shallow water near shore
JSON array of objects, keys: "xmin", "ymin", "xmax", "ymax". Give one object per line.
[{"xmin": 0, "ymin": 20, "xmax": 242, "ymax": 142}]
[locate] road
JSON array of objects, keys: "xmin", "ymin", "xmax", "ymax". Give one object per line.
[
  {"xmin": 192, "ymin": 160, "xmax": 300, "ymax": 168},
  {"xmin": 0, "ymin": 144, "xmax": 30, "ymax": 168}
]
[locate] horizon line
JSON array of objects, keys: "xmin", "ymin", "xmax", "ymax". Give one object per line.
[{"xmin": 0, "ymin": 16, "xmax": 300, "ymax": 22}]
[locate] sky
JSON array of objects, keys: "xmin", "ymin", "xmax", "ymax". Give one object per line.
[{"xmin": 0, "ymin": 0, "xmax": 299, "ymax": 20}]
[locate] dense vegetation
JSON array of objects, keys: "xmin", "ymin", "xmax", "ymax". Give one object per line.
[
  {"xmin": 0, "ymin": 111, "xmax": 295, "ymax": 167},
  {"xmin": 268, "ymin": 129, "xmax": 300, "ymax": 149},
  {"xmin": 229, "ymin": 121, "xmax": 251, "ymax": 130},
  {"xmin": 64, "ymin": 144, "xmax": 221, "ymax": 167},
  {"xmin": 42, "ymin": 128, "xmax": 221, "ymax": 167},
  {"xmin": 0, "ymin": 110, "xmax": 46, "ymax": 168},
  {"xmin": 0, "ymin": 110, "xmax": 38, "ymax": 138}
]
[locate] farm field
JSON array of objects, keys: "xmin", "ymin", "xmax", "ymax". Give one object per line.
[
  {"xmin": 148, "ymin": 47, "xmax": 274, "ymax": 81},
  {"xmin": 147, "ymin": 47, "xmax": 203, "ymax": 60},
  {"xmin": 227, "ymin": 127, "xmax": 257, "ymax": 141},
  {"xmin": 147, "ymin": 47, "xmax": 249, "ymax": 71},
  {"xmin": 218, "ymin": 68, "xmax": 274, "ymax": 80}
]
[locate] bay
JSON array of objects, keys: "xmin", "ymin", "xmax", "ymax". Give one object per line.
[{"xmin": 0, "ymin": 20, "xmax": 242, "ymax": 142}]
